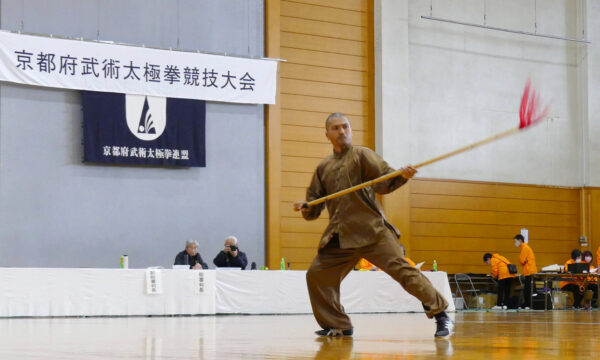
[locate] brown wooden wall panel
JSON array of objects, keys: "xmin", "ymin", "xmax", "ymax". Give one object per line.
[
  {"xmin": 281, "ymin": 124, "xmax": 369, "ymax": 145},
  {"xmin": 281, "ymin": 156, "xmax": 322, "ymax": 173},
  {"xmin": 281, "ymin": 47, "xmax": 366, "ymax": 71},
  {"xmin": 282, "ymin": 140, "xmax": 332, "ymax": 158},
  {"xmin": 411, "ymin": 209, "xmax": 578, "ymax": 227},
  {"xmin": 281, "ymin": 1, "xmax": 367, "ymax": 26},
  {"xmin": 406, "ymin": 179, "xmax": 581, "ymax": 273},
  {"xmin": 281, "ymin": 232, "xmax": 323, "ymax": 248},
  {"xmin": 267, "ymin": 0, "xmax": 374, "ymax": 270},
  {"xmin": 411, "ymin": 237, "xmax": 577, "ymax": 253},
  {"xmin": 281, "ymin": 247, "xmax": 319, "ymax": 263},
  {"xmin": 281, "ymin": 217, "xmax": 329, "ymax": 234},
  {"xmin": 412, "ymin": 251, "xmax": 573, "ymax": 270},
  {"xmin": 290, "ymin": 0, "xmax": 368, "ymax": 12},
  {"xmin": 439, "ymin": 265, "xmax": 491, "ymax": 274},
  {"xmin": 411, "ymin": 194, "xmax": 578, "ymax": 215},
  {"xmin": 281, "ymin": 94, "xmax": 368, "ymax": 116},
  {"xmin": 281, "ymin": 32, "xmax": 367, "ymax": 56},
  {"xmin": 280, "ymin": 186, "xmax": 310, "ymax": 202},
  {"xmin": 281, "ymin": 172, "xmax": 314, "ymax": 188},
  {"xmin": 412, "ymin": 223, "xmax": 578, "ymax": 241},
  {"xmin": 281, "ymin": 17, "xmax": 367, "ymax": 41},
  {"xmin": 281, "ymin": 110, "xmax": 368, "ymax": 131},
  {"xmin": 412, "ymin": 179, "xmax": 579, "ymax": 202},
  {"xmin": 281, "ymin": 78, "xmax": 367, "ymax": 101},
  {"xmin": 280, "ymin": 63, "xmax": 368, "ymax": 86}
]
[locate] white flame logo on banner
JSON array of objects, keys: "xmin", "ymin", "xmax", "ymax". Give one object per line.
[{"xmin": 125, "ymin": 94, "xmax": 166, "ymax": 141}]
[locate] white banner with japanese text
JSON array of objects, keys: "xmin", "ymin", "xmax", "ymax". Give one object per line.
[{"xmin": 0, "ymin": 31, "xmax": 277, "ymax": 104}]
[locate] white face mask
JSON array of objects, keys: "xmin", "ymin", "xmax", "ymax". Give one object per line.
[
  {"xmin": 514, "ymin": 241, "xmax": 520, "ymax": 248},
  {"xmin": 585, "ymin": 257, "xmax": 592, "ymax": 263},
  {"xmin": 576, "ymin": 258, "xmax": 582, "ymax": 263}
]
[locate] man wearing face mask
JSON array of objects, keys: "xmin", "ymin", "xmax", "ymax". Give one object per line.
[
  {"xmin": 483, "ymin": 253, "xmax": 517, "ymax": 310},
  {"xmin": 560, "ymin": 249, "xmax": 584, "ymax": 308},
  {"xmin": 514, "ymin": 235, "xmax": 536, "ymax": 309}
]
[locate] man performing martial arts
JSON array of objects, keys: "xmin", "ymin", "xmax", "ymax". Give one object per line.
[{"xmin": 293, "ymin": 112, "xmax": 453, "ymax": 338}]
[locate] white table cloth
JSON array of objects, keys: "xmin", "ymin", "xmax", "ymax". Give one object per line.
[
  {"xmin": 0, "ymin": 268, "xmax": 454, "ymax": 317},
  {"xmin": 0, "ymin": 268, "xmax": 216, "ymax": 317},
  {"xmin": 215, "ymin": 270, "xmax": 455, "ymax": 314}
]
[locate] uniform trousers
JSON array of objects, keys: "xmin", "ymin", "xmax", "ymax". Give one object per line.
[{"xmin": 306, "ymin": 233, "xmax": 449, "ymax": 330}]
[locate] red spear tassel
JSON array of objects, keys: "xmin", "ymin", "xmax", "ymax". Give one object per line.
[{"xmin": 520, "ymin": 79, "xmax": 549, "ymax": 129}]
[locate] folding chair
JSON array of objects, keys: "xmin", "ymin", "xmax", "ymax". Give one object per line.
[{"xmin": 454, "ymin": 273, "xmax": 480, "ymax": 309}]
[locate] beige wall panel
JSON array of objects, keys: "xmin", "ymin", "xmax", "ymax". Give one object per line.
[
  {"xmin": 281, "ymin": 32, "xmax": 367, "ymax": 56},
  {"xmin": 281, "ymin": 78, "xmax": 368, "ymax": 101},
  {"xmin": 281, "ymin": 1, "xmax": 368, "ymax": 27},
  {"xmin": 290, "ymin": 0, "xmax": 368, "ymax": 12},
  {"xmin": 281, "ymin": 110, "xmax": 368, "ymax": 131},
  {"xmin": 281, "ymin": 16, "xmax": 367, "ymax": 41}
]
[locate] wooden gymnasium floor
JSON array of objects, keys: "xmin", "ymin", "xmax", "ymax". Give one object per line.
[{"xmin": 1, "ymin": 311, "xmax": 599, "ymax": 359}]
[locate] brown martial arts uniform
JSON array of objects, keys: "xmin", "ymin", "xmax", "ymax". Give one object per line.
[{"xmin": 303, "ymin": 145, "xmax": 448, "ymax": 330}]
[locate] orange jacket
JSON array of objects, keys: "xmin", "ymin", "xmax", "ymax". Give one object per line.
[
  {"xmin": 518, "ymin": 243, "xmax": 537, "ymax": 276},
  {"xmin": 560, "ymin": 259, "xmax": 579, "ymax": 288},
  {"xmin": 586, "ymin": 264, "xmax": 596, "ymax": 282},
  {"xmin": 357, "ymin": 258, "xmax": 381, "ymax": 271},
  {"xmin": 490, "ymin": 254, "xmax": 516, "ymax": 280}
]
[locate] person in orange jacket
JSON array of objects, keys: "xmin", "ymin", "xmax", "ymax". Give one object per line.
[
  {"xmin": 358, "ymin": 244, "xmax": 415, "ymax": 270},
  {"xmin": 484, "ymin": 253, "xmax": 517, "ymax": 309},
  {"xmin": 357, "ymin": 258, "xmax": 380, "ymax": 271},
  {"xmin": 514, "ymin": 234, "xmax": 537, "ymax": 309},
  {"xmin": 560, "ymin": 249, "xmax": 584, "ymax": 308},
  {"xmin": 583, "ymin": 251, "xmax": 598, "ymax": 308}
]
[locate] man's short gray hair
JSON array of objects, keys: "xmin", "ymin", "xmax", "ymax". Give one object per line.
[
  {"xmin": 325, "ymin": 112, "xmax": 349, "ymax": 129},
  {"xmin": 225, "ymin": 236, "xmax": 238, "ymax": 245},
  {"xmin": 186, "ymin": 239, "xmax": 199, "ymax": 248}
]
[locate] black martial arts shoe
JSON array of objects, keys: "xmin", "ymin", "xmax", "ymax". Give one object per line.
[
  {"xmin": 315, "ymin": 328, "xmax": 354, "ymax": 337},
  {"xmin": 434, "ymin": 317, "xmax": 454, "ymax": 338}
]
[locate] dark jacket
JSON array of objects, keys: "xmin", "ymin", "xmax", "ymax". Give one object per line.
[
  {"xmin": 213, "ymin": 250, "xmax": 248, "ymax": 270},
  {"xmin": 174, "ymin": 250, "xmax": 208, "ymax": 269}
]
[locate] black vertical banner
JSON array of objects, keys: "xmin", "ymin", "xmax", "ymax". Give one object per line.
[{"xmin": 82, "ymin": 91, "xmax": 206, "ymax": 167}]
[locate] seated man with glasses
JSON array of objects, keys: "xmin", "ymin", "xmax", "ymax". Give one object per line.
[{"xmin": 174, "ymin": 239, "xmax": 208, "ymax": 269}]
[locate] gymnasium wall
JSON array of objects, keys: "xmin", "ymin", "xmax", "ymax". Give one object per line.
[
  {"xmin": 379, "ymin": 0, "xmax": 584, "ymax": 186},
  {"xmin": 406, "ymin": 179, "xmax": 580, "ymax": 273},
  {"xmin": 0, "ymin": 0, "xmax": 266, "ymax": 268},
  {"xmin": 585, "ymin": 0, "xmax": 600, "ymax": 186},
  {"xmin": 266, "ymin": 0, "xmax": 374, "ymax": 269},
  {"xmin": 375, "ymin": 0, "xmax": 598, "ymax": 272}
]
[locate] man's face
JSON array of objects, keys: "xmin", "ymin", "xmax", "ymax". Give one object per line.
[
  {"xmin": 225, "ymin": 239, "xmax": 237, "ymax": 250},
  {"xmin": 514, "ymin": 239, "xmax": 521, "ymax": 247},
  {"xmin": 326, "ymin": 117, "xmax": 352, "ymax": 149},
  {"xmin": 485, "ymin": 259, "xmax": 490, "ymax": 265},
  {"xmin": 186, "ymin": 244, "xmax": 198, "ymax": 256}
]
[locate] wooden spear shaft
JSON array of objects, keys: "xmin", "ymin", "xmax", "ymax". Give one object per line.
[{"xmin": 303, "ymin": 126, "xmax": 520, "ymax": 208}]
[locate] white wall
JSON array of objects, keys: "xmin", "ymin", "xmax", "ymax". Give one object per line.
[
  {"xmin": 586, "ymin": 0, "xmax": 600, "ymax": 186},
  {"xmin": 376, "ymin": 0, "xmax": 592, "ymax": 187}
]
